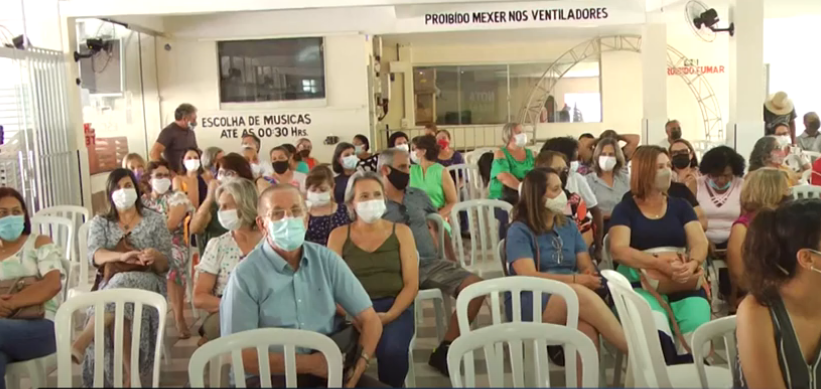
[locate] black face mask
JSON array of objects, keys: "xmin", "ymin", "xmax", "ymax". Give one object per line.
[
  {"xmin": 670, "ymin": 128, "xmax": 682, "ymax": 140},
  {"xmin": 387, "ymin": 167, "xmax": 410, "ymax": 191},
  {"xmin": 272, "ymin": 161, "xmax": 290, "ymax": 174},
  {"xmin": 671, "ymin": 154, "xmax": 691, "ymax": 169},
  {"xmin": 299, "ymin": 149, "xmax": 311, "ymax": 158}
]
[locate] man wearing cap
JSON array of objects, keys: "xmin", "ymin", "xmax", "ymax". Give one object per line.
[
  {"xmin": 799, "ymin": 112, "xmax": 821, "ymax": 152},
  {"xmin": 764, "ymin": 91, "xmax": 797, "ymax": 142}
]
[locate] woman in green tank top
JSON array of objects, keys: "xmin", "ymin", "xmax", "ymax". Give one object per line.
[
  {"xmin": 327, "ymin": 171, "xmax": 419, "ymax": 388},
  {"xmin": 409, "ymin": 135, "xmax": 458, "ymax": 218},
  {"xmin": 489, "ymin": 123, "xmax": 534, "ymax": 240}
]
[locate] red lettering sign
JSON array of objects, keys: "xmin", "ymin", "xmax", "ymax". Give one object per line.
[{"xmin": 667, "ymin": 65, "xmax": 727, "ymax": 76}]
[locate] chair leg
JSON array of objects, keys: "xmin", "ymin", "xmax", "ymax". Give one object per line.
[
  {"xmin": 433, "ymin": 298, "xmax": 445, "ymax": 343},
  {"xmin": 405, "ymin": 339, "xmax": 416, "ymax": 388},
  {"xmin": 612, "ymin": 350, "xmax": 624, "ymax": 387}
]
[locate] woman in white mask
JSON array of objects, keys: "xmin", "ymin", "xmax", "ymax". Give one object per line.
[
  {"xmin": 749, "ymin": 135, "xmax": 802, "ymax": 186},
  {"xmin": 173, "ymin": 148, "xmax": 210, "ymax": 209},
  {"xmin": 488, "ymin": 123, "xmax": 535, "ymax": 239},
  {"xmin": 304, "ymin": 165, "xmax": 350, "ymax": 246},
  {"xmin": 77, "ymin": 168, "xmax": 172, "ymax": 386},
  {"xmin": 771, "ymin": 122, "xmax": 811, "ymax": 176},
  {"xmin": 505, "ymin": 167, "xmax": 628, "ymax": 383},
  {"xmin": 142, "ymin": 160, "xmax": 194, "ymax": 339},
  {"xmin": 586, "ymin": 137, "xmax": 629, "ymax": 226},
  {"xmin": 388, "ymin": 131, "xmax": 410, "ymax": 152},
  {"xmin": 331, "ymin": 142, "xmax": 359, "ymax": 203},
  {"xmin": 327, "ymin": 171, "xmax": 419, "ymax": 388},
  {"xmin": 609, "ymin": 146, "xmax": 710, "ymax": 365},
  {"xmin": 193, "ymin": 178, "xmax": 262, "ymax": 346}
]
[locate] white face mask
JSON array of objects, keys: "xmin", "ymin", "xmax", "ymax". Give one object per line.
[
  {"xmin": 342, "ymin": 155, "xmax": 359, "ymax": 170},
  {"xmin": 306, "ymin": 191, "xmax": 332, "ymax": 207},
  {"xmin": 569, "ymin": 160, "xmax": 580, "ymax": 173},
  {"xmin": 151, "ymin": 178, "xmax": 172, "ymax": 195},
  {"xmin": 410, "ymin": 151, "xmax": 421, "ymax": 164},
  {"xmin": 112, "ymin": 188, "xmax": 138, "ymax": 211},
  {"xmin": 183, "ymin": 159, "xmax": 201, "ymax": 172},
  {"xmin": 395, "ymin": 144, "xmax": 409, "ymax": 152},
  {"xmin": 355, "ymin": 199, "xmax": 386, "ymax": 223},
  {"xmin": 218, "ymin": 209, "xmax": 242, "ymax": 231},
  {"xmin": 777, "ymin": 135, "xmax": 792, "ymax": 148},
  {"xmin": 545, "ymin": 190, "xmax": 568, "ymax": 214},
  {"xmin": 598, "ymin": 156, "xmax": 617, "ymax": 172},
  {"xmin": 514, "ymin": 133, "xmax": 528, "ymax": 147},
  {"xmin": 218, "ymin": 173, "xmax": 237, "ymax": 183}
]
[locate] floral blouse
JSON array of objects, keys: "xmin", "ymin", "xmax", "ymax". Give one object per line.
[
  {"xmin": 0, "ymin": 234, "xmax": 64, "ymax": 320},
  {"xmin": 195, "ymin": 232, "xmax": 249, "ymax": 296},
  {"xmin": 87, "ymin": 210, "xmax": 173, "ymax": 278},
  {"xmin": 142, "ymin": 191, "xmax": 194, "ymax": 285}
]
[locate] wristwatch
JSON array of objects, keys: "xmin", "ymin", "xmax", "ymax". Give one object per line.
[{"xmin": 359, "ymin": 351, "xmax": 371, "ymax": 368}]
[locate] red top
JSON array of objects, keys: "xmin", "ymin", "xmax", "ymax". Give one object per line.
[{"xmin": 733, "ymin": 212, "xmax": 754, "ymax": 228}]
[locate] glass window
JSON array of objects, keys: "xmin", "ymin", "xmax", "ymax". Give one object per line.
[
  {"xmin": 564, "ymin": 93, "xmax": 602, "ymax": 123},
  {"xmin": 218, "ymin": 38, "xmax": 325, "ymax": 103}
]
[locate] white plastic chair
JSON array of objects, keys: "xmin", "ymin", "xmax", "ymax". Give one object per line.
[
  {"xmin": 5, "ymin": 354, "xmax": 56, "ymax": 389},
  {"xmin": 447, "ymin": 322, "xmax": 598, "ymax": 388},
  {"xmin": 31, "ymin": 215, "xmax": 74, "ymax": 264},
  {"xmin": 446, "ymin": 164, "xmax": 485, "ymax": 201},
  {"xmin": 55, "ymin": 289, "xmax": 168, "ymax": 388},
  {"xmin": 465, "ymin": 147, "xmax": 496, "ymax": 166},
  {"xmin": 802, "ymin": 150, "xmax": 821, "ymax": 164},
  {"xmin": 602, "ymin": 269, "xmax": 731, "ymax": 388},
  {"xmin": 791, "ymin": 184, "xmax": 821, "ymax": 199},
  {"xmin": 455, "ymin": 277, "xmax": 580, "ymax": 387},
  {"xmin": 66, "ymin": 220, "xmax": 93, "ymax": 300},
  {"xmin": 188, "ymin": 328, "xmax": 343, "ymax": 388},
  {"xmin": 450, "ymin": 200, "xmax": 512, "ymax": 277},
  {"xmin": 692, "ymin": 316, "xmax": 736, "ymax": 389},
  {"xmin": 35, "ymin": 205, "xmax": 89, "ymax": 235}
]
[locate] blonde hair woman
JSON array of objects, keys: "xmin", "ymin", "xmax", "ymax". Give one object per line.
[{"xmin": 725, "ymin": 168, "xmax": 790, "ymax": 312}]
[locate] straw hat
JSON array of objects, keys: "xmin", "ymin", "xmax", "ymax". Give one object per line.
[{"xmin": 765, "ymin": 91, "xmax": 794, "ymax": 116}]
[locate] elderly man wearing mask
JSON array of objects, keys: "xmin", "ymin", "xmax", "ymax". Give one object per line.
[
  {"xmin": 658, "ymin": 120, "xmax": 683, "ymax": 150},
  {"xmin": 799, "ymin": 112, "xmax": 821, "ymax": 152},
  {"xmin": 221, "ymin": 184, "xmax": 387, "ymax": 387}
]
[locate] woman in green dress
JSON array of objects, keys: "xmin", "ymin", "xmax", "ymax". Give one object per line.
[
  {"xmin": 410, "ymin": 135, "xmax": 458, "ymax": 220},
  {"xmin": 489, "ymin": 122, "xmax": 534, "ymax": 239}
]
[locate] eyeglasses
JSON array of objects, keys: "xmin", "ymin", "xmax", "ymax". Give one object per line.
[
  {"xmin": 398, "ymin": 204, "xmax": 411, "ymax": 225},
  {"xmin": 551, "ymin": 234, "xmax": 564, "ymax": 264},
  {"xmin": 268, "ymin": 206, "xmax": 305, "ymax": 221}
]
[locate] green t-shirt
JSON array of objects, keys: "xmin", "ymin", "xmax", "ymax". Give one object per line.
[{"xmin": 488, "ymin": 148, "xmax": 534, "ymax": 200}]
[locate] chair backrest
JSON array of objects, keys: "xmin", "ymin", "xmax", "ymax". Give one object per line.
[
  {"xmin": 455, "ymin": 277, "xmax": 580, "ymax": 387},
  {"xmin": 188, "ymin": 328, "xmax": 344, "ymax": 388},
  {"xmin": 466, "ymin": 147, "xmax": 496, "ymax": 166},
  {"xmin": 55, "ymin": 289, "xmax": 168, "ymax": 388},
  {"xmin": 447, "ymin": 322, "xmax": 598, "ymax": 388},
  {"xmin": 35, "ymin": 206, "xmax": 89, "ymax": 259},
  {"xmin": 601, "ymin": 269, "xmax": 672, "ymax": 388},
  {"xmin": 446, "ymin": 164, "xmax": 485, "ymax": 200},
  {"xmin": 693, "ymin": 315, "xmax": 737, "ymax": 389},
  {"xmin": 803, "ymin": 150, "xmax": 821, "ymax": 164},
  {"xmin": 426, "ymin": 213, "xmax": 447, "ymax": 260},
  {"xmin": 76, "ymin": 220, "xmax": 92, "ymax": 288},
  {"xmin": 791, "ymin": 184, "xmax": 821, "ymax": 200},
  {"xmin": 450, "ymin": 199, "xmax": 513, "ymax": 276},
  {"xmin": 600, "ymin": 234, "xmax": 614, "ymax": 270},
  {"xmin": 31, "ymin": 215, "xmax": 74, "ymax": 262}
]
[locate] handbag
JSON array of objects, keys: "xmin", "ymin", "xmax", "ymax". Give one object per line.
[
  {"xmin": 91, "ymin": 232, "xmax": 151, "ymax": 291},
  {"xmin": 0, "ymin": 276, "xmax": 45, "ymax": 319}
]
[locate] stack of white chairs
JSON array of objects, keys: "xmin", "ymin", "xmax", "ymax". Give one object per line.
[
  {"xmin": 188, "ymin": 328, "xmax": 343, "ymax": 388},
  {"xmin": 602, "ymin": 269, "xmax": 733, "ymax": 388},
  {"xmin": 452, "ymin": 277, "xmax": 583, "ymax": 387},
  {"xmin": 55, "ymin": 289, "xmax": 168, "ymax": 388}
]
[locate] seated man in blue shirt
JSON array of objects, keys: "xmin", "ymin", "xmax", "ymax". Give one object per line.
[
  {"xmin": 377, "ymin": 148, "xmax": 485, "ymax": 377},
  {"xmin": 221, "ymin": 184, "xmax": 386, "ymax": 387}
]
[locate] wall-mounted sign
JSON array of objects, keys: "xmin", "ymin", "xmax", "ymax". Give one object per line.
[
  {"xmin": 196, "ymin": 108, "xmax": 369, "ymax": 161},
  {"xmin": 201, "ymin": 113, "xmax": 312, "ymax": 139},
  {"xmin": 668, "ymin": 59, "xmax": 726, "ymax": 76},
  {"xmin": 394, "ymin": 1, "xmax": 644, "ymax": 33}
]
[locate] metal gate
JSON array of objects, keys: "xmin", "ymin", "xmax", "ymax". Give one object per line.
[{"xmin": 0, "ymin": 46, "xmax": 81, "ymax": 212}]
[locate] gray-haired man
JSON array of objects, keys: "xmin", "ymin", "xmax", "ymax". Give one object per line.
[
  {"xmin": 377, "ymin": 148, "xmax": 485, "ymax": 376},
  {"xmin": 151, "ymin": 103, "xmax": 198, "ymax": 173}
]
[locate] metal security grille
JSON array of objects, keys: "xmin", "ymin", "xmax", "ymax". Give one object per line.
[{"xmin": 0, "ymin": 46, "xmax": 81, "ymax": 212}]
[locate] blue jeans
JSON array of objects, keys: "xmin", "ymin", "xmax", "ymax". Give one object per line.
[
  {"xmin": 371, "ymin": 298, "xmax": 414, "ymax": 388},
  {"xmin": 0, "ymin": 318, "xmax": 56, "ymax": 389}
]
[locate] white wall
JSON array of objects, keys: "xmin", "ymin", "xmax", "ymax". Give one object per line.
[
  {"xmin": 765, "ymin": 15, "xmax": 821, "ymax": 125},
  {"xmin": 156, "ymin": 33, "xmax": 372, "ymax": 162}
]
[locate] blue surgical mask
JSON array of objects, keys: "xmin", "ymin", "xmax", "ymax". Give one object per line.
[
  {"xmin": 354, "ymin": 145, "xmax": 363, "ymax": 155},
  {"xmin": 708, "ymin": 178, "xmax": 732, "ymax": 191},
  {"xmin": 268, "ymin": 217, "xmax": 306, "ymax": 252},
  {"xmin": 0, "ymin": 215, "xmax": 25, "ymax": 242}
]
